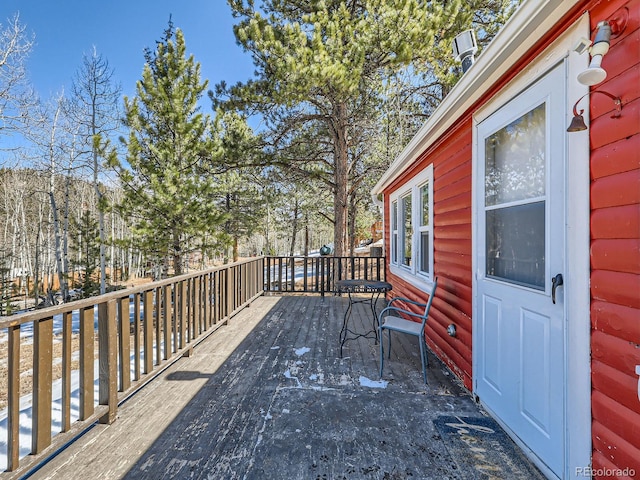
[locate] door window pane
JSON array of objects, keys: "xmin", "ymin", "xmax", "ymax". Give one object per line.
[
  {"xmin": 486, "ymin": 202, "xmax": 545, "ymax": 289},
  {"xmin": 485, "ymin": 104, "xmax": 546, "ymax": 206}
]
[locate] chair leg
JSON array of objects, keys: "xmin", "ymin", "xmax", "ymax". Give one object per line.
[
  {"xmin": 387, "ymin": 330, "xmax": 392, "ymax": 359},
  {"xmin": 423, "ymin": 337, "xmax": 429, "ymax": 367},
  {"xmin": 419, "ymin": 337, "xmax": 427, "ymax": 384},
  {"xmin": 379, "ymin": 327, "xmax": 384, "ymax": 379}
]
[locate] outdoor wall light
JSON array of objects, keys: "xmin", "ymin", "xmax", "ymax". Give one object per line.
[
  {"xmin": 577, "ymin": 21, "xmax": 612, "ymax": 86},
  {"xmin": 576, "ymin": 9, "xmax": 629, "ymax": 86},
  {"xmin": 452, "ymin": 30, "xmax": 477, "ymax": 73},
  {"xmin": 566, "ymin": 90, "xmax": 622, "ymax": 132}
]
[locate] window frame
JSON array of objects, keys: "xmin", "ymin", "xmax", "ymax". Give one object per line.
[{"xmin": 388, "ymin": 164, "xmax": 434, "ymax": 289}]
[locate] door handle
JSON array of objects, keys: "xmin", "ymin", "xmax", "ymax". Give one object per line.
[{"xmin": 552, "ymin": 273, "xmax": 563, "ymax": 304}]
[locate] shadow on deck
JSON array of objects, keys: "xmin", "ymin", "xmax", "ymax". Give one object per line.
[{"xmin": 29, "ymin": 295, "xmax": 544, "ymax": 480}]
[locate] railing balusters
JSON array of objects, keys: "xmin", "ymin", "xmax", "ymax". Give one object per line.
[
  {"xmin": 0, "ymin": 258, "xmax": 265, "ymax": 475},
  {"xmin": 263, "ymin": 255, "xmax": 386, "ymax": 294}
]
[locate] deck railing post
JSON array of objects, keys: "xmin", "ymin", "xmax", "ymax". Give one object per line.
[
  {"xmin": 80, "ymin": 306, "xmax": 95, "ymax": 420},
  {"xmin": 144, "ymin": 290, "xmax": 154, "ymax": 373},
  {"xmin": 32, "ymin": 316, "xmax": 53, "ymax": 454},
  {"xmin": 99, "ymin": 300, "xmax": 118, "ymax": 424},
  {"xmin": 62, "ymin": 311, "xmax": 73, "ymax": 431},
  {"xmin": 118, "ymin": 297, "xmax": 131, "ymax": 391},
  {"xmin": 7, "ymin": 324, "xmax": 20, "ymax": 471}
]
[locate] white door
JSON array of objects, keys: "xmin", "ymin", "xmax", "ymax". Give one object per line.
[{"xmin": 475, "ymin": 64, "xmax": 565, "ymax": 477}]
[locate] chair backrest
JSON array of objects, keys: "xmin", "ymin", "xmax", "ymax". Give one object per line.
[{"xmin": 419, "ymin": 277, "xmax": 438, "ymax": 328}]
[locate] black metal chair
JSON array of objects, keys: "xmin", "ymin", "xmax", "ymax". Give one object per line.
[{"xmin": 378, "ymin": 277, "xmax": 438, "ymax": 383}]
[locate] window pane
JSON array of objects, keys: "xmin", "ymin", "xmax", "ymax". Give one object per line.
[
  {"xmin": 392, "ymin": 201, "xmax": 398, "ymax": 229},
  {"xmin": 392, "ymin": 233, "xmax": 397, "ymax": 263},
  {"xmin": 485, "ymin": 202, "xmax": 545, "ymax": 289},
  {"xmin": 420, "ymin": 232, "xmax": 429, "ymax": 274},
  {"xmin": 421, "ymin": 183, "xmax": 429, "ymax": 226},
  {"xmin": 402, "ymin": 195, "xmax": 412, "ymax": 266},
  {"xmin": 485, "ymin": 104, "xmax": 546, "ymax": 206}
]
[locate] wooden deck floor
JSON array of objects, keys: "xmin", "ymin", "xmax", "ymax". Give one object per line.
[{"xmin": 28, "ymin": 294, "xmax": 544, "ymax": 480}]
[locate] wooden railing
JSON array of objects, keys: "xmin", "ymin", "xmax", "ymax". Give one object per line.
[
  {"xmin": 264, "ymin": 255, "xmax": 386, "ymax": 295},
  {"xmin": 0, "ymin": 257, "xmax": 264, "ymax": 476}
]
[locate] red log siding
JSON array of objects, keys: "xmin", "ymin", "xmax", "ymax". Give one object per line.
[
  {"xmin": 381, "ymin": 1, "xmax": 640, "ymax": 474},
  {"xmin": 589, "ymin": 0, "xmax": 640, "ymax": 477},
  {"xmin": 383, "ymin": 120, "xmax": 473, "ymax": 389}
]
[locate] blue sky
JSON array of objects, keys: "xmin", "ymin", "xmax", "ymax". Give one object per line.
[{"xmin": 1, "ymin": 0, "xmax": 256, "ymax": 102}]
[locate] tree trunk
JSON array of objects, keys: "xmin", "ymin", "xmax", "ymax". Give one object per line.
[
  {"xmin": 348, "ymin": 194, "xmax": 358, "ymax": 256},
  {"xmin": 94, "ymin": 140, "xmax": 107, "ymax": 294},
  {"xmin": 172, "ymin": 230, "xmax": 182, "ymax": 276},
  {"xmin": 49, "ymin": 192, "xmax": 68, "ymax": 303},
  {"xmin": 233, "ymin": 236, "xmax": 239, "ymax": 262},
  {"xmin": 332, "ymin": 102, "xmax": 349, "ymax": 257},
  {"xmin": 289, "ymin": 197, "xmax": 299, "ymax": 257}
]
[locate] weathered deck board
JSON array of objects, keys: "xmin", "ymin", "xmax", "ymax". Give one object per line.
[{"xmin": 29, "ymin": 294, "xmax": 544, "ymax": 480}]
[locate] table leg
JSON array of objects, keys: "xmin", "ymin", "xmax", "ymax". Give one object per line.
[{"xmin": 339, "ymin": 291, "xmax": 353, "ymax": 357}]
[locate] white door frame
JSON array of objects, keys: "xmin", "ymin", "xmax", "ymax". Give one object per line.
[{"xmin": 471, "ymin": 14, "xmax": 591, "ymax": 479}]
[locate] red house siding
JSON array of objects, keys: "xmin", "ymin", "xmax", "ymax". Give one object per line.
[
  {"xmin": 381, "ymin": 0, "xmax": 639, "ymax": 474},
  {"xmin": 384, "ymin": 120, "xmax": 473, "ymax": 389},
  {"xmin": 589, "ymin": 0, "xmax": 640, "ymax": 476}
]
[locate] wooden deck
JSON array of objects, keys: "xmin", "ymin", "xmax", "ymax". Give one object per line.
[{"xmin": 28, "ymin": 294, "xmax": 544, "ymax": 480}]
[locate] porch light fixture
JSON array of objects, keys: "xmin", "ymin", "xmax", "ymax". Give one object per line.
[
  {"xmin": 576, "ymin": 10, "xmax": 628, "ymax": 86},
  {"xmin": 452, "ymin": 29, "xmax": 477, "ymax": 73},
  {"xmin": 577, "ymin": 21, "xmax": 612, "ymax": 85},
  {"xmin": 567, "ymin": 90, "xmax": 622, "ymax": 132}
]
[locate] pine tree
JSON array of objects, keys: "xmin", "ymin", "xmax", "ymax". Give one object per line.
[
  {"xmin": 216, "ymin": 0, "xmax": 463, "ymax": 256},
  {"xmin": 70, "ymin": 210, "xmax": 101, "ymax": 298},
  {"xmin": 215, "ymin": 0, "xmax": 518, "ymax": 256},
  {"xmin": 115, "ymin": 22, "xmax": 225, "ymax": 276}
]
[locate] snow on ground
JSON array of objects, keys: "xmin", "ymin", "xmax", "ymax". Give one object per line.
[{"xmin": 359, "ymin": 376, "xmax": 388, "ymax": 389}]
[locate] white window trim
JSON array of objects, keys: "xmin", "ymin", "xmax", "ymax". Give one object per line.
[{"xmin": 389, "ymin": 164, "xmax": 434, "ymax": 292}]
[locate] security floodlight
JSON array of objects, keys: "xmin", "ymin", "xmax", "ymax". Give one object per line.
[{"xmin": 452, "ymin": 29, "xmax": 478, "ymax": 73}]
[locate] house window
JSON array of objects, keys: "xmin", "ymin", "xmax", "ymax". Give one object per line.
[{"xmin": 389, "ymin": 165, "xmax": 434, "ymax": 284}]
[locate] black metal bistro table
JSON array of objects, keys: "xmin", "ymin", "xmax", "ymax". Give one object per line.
[{"xmin": 336, "ymin": 279, "xmax": 392, "ymax": 357}]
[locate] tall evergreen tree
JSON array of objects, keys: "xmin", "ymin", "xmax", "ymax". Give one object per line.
[
  {"xmin": 215, "ymin": 0, "xmax": 517, "ymax": 256},
  {"xmin": 215, "ymin": 0, "xmax": 465, "ymax": 256},
  {"xmin": 114, "ymin": 22, "xmax": 225, "ymax": 276},
  {"xmin": 70, "ymin": 210, "xmax": 101, "ymax": 298}
]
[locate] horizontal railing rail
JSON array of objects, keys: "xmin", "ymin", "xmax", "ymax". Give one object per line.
[
  {"xmin": 0, "ymin": 257, "xmax": 264, "ymax": 477},
  {"xmin": 264, "ymin": 256, "xmax": 386, "ymax": 295}
]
